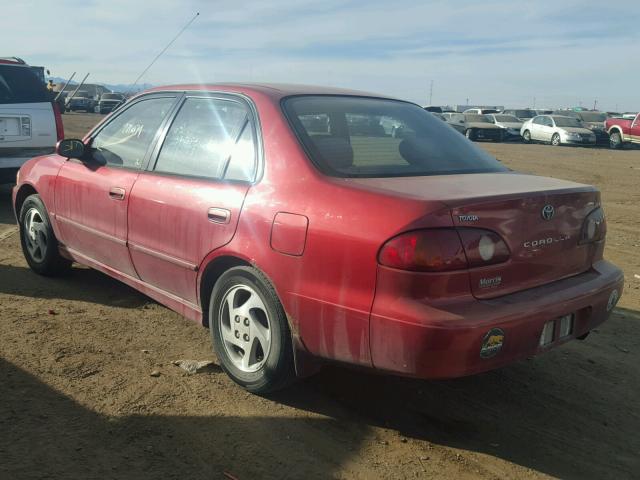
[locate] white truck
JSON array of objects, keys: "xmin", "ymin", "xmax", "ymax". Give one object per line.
[{"xmin": 0, "ymin": 57, "xmax": 63, "ymax": 184}]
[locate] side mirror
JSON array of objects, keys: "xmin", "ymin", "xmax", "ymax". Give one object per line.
[{"xmin": 56, "ymin": 139, "xmax": 86, "ymax": 159}]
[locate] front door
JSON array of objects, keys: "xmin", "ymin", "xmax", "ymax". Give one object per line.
[
  {"xmin": 54, "ymin": 95, "xmax": 178, "ymax": 276},
  {"xmin": 127, "ymin": 95, "xmax": 258, "ymax": 304}
]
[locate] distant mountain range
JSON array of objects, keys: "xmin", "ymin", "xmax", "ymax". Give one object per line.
[{"xmin": 49, "ymin": 77, "xmax": 153, "ymax": 95}]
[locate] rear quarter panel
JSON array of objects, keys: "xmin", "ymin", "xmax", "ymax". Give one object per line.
[{"xmin": 198, "ymin": 92, "xmax": 451, "ymax": 366}]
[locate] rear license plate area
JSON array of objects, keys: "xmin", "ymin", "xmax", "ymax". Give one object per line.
[{"xmin": 539, "ymin": 314, "xmax": 574, "ymax": 347}]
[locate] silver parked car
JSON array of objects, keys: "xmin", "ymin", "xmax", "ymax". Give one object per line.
[
  {"xmin": 486, "ymin": 114, "xmax": 523, "ymax": 141},
  {"xmin": 520, "ymin": 115, "xmax": 596, "ymax": 146}
]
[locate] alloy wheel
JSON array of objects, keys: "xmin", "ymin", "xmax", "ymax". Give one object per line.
[
  {"xmin": 23, "ymin": 208, "xmax": 48, "ymax": 263},
  {"xmin": 218, "ymin": 284, "xmax": 271, "ymax": 373}
]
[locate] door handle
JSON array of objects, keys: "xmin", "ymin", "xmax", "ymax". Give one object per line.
[
  {"xmin": 208, "ymin": 207, "xmax": 231, "ymax": 224},
  {"xmin": 108, "ymin": 187, "xmax": 126, "ymax": 200}
]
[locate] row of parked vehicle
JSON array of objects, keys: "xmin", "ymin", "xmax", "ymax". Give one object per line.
[
  {"xmin": 428, "ymin": 106, "xmax": 640, "ymax": 149},
  {"xmin": 63, "ymin": 91, "xmax": 126, "ymax": 114}
]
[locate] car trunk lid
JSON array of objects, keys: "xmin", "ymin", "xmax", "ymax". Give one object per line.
[{"xmin": 348, "ymin": 172, "xmax": 599, "ymax": 299}]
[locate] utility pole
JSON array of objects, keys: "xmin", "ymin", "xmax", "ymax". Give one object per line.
[
  {"xmin": 593, "ymin": 99, "xmax": 598, "ymax": 110},
  {"xmin": 428, "ymin": 80, "xmax": 433, "ymax": 106},
  {"xmin": 533, "ymin": 96, "xmax": 536, "ymax": 109}
]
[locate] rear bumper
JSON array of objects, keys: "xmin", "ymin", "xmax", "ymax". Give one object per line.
[
  {"xmin": 370, "ymin": 260, "xmax": 624, "ymax": 379},
  {"xmin": 563, "ymin": 136, "xmax": 596, "ymax": 145}
]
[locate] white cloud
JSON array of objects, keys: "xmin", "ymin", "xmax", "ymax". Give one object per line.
[{"xmin": 3, "ymin": 0, "xmax": 639, "ymax": 110}]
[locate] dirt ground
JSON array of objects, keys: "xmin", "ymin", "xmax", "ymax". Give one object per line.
[{"xmin": 1, "ymin": 112, "xmax": 639, "ymax": 480}]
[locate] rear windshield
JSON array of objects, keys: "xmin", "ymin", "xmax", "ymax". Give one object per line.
[
  {"xmin": 464, "ymin": 114, "xmax": 491, "ymax": 123},
  {"xmin": 495, "ymin": 115, "xmax": 520, "ymax": 122},
  {"xmin": 0, "ymin": 65, "xmax": 50, "ymax": 104},
  {"xmin": 514, "ymin": 110, "xmax": 536, "ymax": 118},
  {"xmin": 578, "ymin": 112, "xmax": 606, "ymax": 122},
  {"xmin": 553, "ymin": 117, "xmax": 582, "ymax": 128},
  {"xmin": 283, "ymin": 95, "xmax": 507, "ymax": 178}
]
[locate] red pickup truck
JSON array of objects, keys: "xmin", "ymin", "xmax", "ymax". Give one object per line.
[{"xmin": 605, "ymin": 113, "xmax": 640, "ymax": 149}]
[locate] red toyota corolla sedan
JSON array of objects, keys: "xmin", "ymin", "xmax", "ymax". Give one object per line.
[{"xmin": 12, "ymin": 84, "xmax": 624, "ymax": 392}]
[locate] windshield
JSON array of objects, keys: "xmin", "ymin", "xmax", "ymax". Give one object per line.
[
  {"xmin": 101, "ymin": 93, "xmax": 123, "ymax": 100},
  {"xmin": 464, "ymin": 114, "xmax": 492, "ymax": 123},
  {"xmin": 0, "ymin": 65, "xmax": 50, "ymax": 104},
  {"xmin": 553, "ymin": 117, "xmax": 583, "ymax": 128},
  {"xmin": 283, "ymin": 96, "xmax": 507, "ymax": 178},
  {"xmin": 578, "ymin": 112, "xmax": 606, "ymax": 122},
  {"xmin": 494, "ymin": 115, "xmax": 520, "ymax": 122}
]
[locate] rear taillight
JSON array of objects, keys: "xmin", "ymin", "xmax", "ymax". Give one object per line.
[
  {"xmin": 378, "ymin": 228, "xmax": 510, "ymax": 272},
  {"xmin": 378, "ymin": 229, "xmax": 467, "ymax": 272},
  {"xmin": 52, "ymin": 101, "xmax": 64, "ymax": 141},
  {"xmin": 457, "ymin": 228, "xmax": 510, "ymax": 267},
  {"xmin": 580, "ymin": 207, "xmax": 606, "ymax": 244}
]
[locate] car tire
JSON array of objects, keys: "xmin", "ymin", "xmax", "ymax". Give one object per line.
[
  {"xmin": 609, "ymin": 131, "xmax": 623, "ymax": 150},
  {"xmin": 209, "ymin": 266, "xmax": 296, "ymax": 393},
  {"xmin": 465, "ymin": 129, "xmax": 476, "ymax": 141},
  {"xmin": 551, "ymin": 133, "xmax": 561, "ymax": 146},
  {"xmin": 19, "ymin": 194, "xmax": 72, "ymax": 276},
  {"xmin": 522, "ymin": 130, "xmax": 531, "ymax": 143}
]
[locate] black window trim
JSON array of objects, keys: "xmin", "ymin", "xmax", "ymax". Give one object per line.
[
  {"xmin": 84, "ymin": 92, "xmax": 183, "ymax": 172},
  {"xmin": 143, "ymin": 90, "xmax": 263, "ymax": 185}
]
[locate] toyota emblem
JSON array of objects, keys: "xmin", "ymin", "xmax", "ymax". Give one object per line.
[{"xmin": 541, "ymin": 204, "xmax": 555, "ymax": 220}]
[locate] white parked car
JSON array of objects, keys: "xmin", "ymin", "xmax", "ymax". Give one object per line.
[
  {"xmin": 520, "ymin": 115, "xmax": 596, "ymax": 146},
  {"xmin": 486, "ymin": 114, "xmax": 523, "ymax": 140},
  {"xmin": 0, "ymin": 57, "xmax": 62, "ymax": 183}
]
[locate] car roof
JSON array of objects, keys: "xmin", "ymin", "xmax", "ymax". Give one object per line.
[
  {"xmin": 144, "ymin": 83, "xmax": 402, "ymax": 102},
  {"xmin": 0, "ymin": 56, "xmax": 27, "ymax": 65}
]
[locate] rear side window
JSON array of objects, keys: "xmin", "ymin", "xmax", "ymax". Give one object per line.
[
  {"xmin": 0, "ymin": 65, "xmax": 50, "ymax": 104},
  {"xmin": 283, "ymin": 96, "xmax": 507, "ymax": 178},
  {"xmin": 154, "ymin": 97, "xmax": 255, "ymax": 181},
  {"xmin": 91, "ymin": 96, "xmax": 176, "ymax": 169}
]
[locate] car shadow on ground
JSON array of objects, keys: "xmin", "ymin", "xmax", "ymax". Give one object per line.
[
  {"xmin": 271, "ymin": 307, "xmax": 640, "ymax": 480},
  {"xmin": 0, "ymin": 263, "xmax": 150, "ymax": 309},
  {"xmin": 0, "ymin": 358, "xmax": 364, "ymax": 480},
  {"xmin": 0, "ymin": 184, "xmax": 16, "ymax": 227}
]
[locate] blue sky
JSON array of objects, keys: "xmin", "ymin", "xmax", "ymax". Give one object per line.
[{"xmin": 6, "ymin": 0, "xmax": 640, "ymax": 110}]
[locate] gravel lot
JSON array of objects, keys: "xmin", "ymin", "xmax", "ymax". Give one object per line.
[{"xmin": 1, "ymin": 112, "xmax": 639, "ymax": 479}]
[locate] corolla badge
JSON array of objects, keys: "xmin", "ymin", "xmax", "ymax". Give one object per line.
[{"xmin": 541, "ymin": 204, "xmax": 555, "ymax": 220}]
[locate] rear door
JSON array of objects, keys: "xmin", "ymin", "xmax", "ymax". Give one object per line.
[
  {"xmin": 54, "ymin": 94, "xmax": 178, "ymax": 276},
  {"xmin": 127, "ymin": 94, "xmax": 258, "ymax": 304}
]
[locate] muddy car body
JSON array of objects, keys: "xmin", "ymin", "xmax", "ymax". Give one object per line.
[{"xmin": 12, "ymin": 84, "xmax": 624, "ymax": 392}]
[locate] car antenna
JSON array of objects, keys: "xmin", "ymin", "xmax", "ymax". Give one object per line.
[{"xmin": 125, "ymin": 12, "xmax": 200, "ymax": 96}]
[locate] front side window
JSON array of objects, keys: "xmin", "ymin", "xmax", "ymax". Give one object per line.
[
  {"xmin": 91, "ymin": 96, "xmax": 176, "ymax": 169},
  {"xmin": 533, "ymin": 116, "xmax": 544, "ymax": 125},
  {"xmin": 153, "ymin": 97, "xmax": 253, "ymax": 180},
  {"xmin": 283, "ymin": 96, "xmax": 507, "ymax": 178}
]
